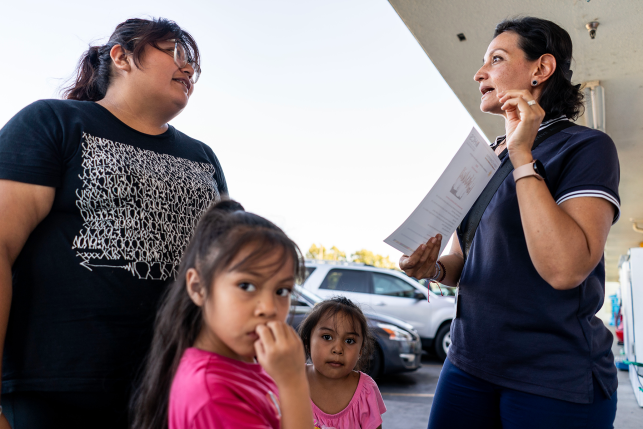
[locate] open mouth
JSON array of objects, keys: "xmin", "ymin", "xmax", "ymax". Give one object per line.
[
  {"xmin": 481, "ymin": 86, "xmax": 495, "ymax": 98},
  {"xmin": 173, "ymin": 78, "xmax": 191, "ymax": 92}
]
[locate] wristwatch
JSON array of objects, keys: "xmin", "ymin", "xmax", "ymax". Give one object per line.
[{"xmin": 513, "ymin": 159, "xmax": 546, "ymax": 182}]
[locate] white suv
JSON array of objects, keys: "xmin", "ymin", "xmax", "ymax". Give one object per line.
[{"xmin": 300, "ymin": 260, "xmax": 455, "ymax": 360}]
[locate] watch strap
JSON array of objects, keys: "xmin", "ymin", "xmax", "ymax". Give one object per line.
[
  {"xmin": 456, "ymin": 120, "xmax": 575, "ymax": 262},
  {"xmin": 513, "ymin": 161, "xmax": 543, "ymax": 182}
]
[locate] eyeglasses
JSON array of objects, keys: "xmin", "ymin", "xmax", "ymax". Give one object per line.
[
  {"xmin": 164, "ymin": 39, "xmax": 201, "ymax": 84},
  {"xmin": 128, "ymin": 38, "xmax": 201, "ymax": 84}
]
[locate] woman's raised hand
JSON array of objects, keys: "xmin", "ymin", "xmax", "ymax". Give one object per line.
[
  {"xmin": 498, "ymin": 90, "xmax": 545, "ymax": 165},
  {"xmin": 399, "ymin": 234, "xmax": 442, "ymax": 280}
]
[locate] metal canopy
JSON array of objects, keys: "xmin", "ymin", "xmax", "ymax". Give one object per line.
[{"xmin": 388, "ymin": 0, "xmax": 643, "ymax": 280}]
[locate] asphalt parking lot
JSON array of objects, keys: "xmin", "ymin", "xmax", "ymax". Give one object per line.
[
  {"xmin": 377, "ymin": 349, "xmax": 642, "ymax": 429},
  {"xmin": 377, "ymin": 355, "xmax": 440, "ymax": 428}
]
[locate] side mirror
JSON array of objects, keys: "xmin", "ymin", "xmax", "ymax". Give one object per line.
[{"xmin": 413, "ymin": 290, "xmax": 425, "ymax": 300}]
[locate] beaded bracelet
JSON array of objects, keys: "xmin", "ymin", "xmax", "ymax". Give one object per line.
[
  {"xmin": 426, "ymin": 261, "xmax": 446, "ymax": 299},
  {"xmin": 427, "ymin": 261, "xmax": 441, "ymax": 282}
]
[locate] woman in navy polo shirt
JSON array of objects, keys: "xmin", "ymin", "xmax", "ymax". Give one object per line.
[{"xmin": 401, "ymin": 17, "xmax": 620, "ymax": 429}]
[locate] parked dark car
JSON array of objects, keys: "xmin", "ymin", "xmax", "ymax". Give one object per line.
[{"xmin": 289, "ymin": 286, "xmax": 423, "ymax": 378}]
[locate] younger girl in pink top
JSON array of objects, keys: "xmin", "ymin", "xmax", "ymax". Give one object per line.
[
  {"xmin": 298, "ymin": 297, "xmax": 387, "ymax": 429},
  {"xmin": 131, "ymin": 200, "xmax": 313, "ymax": 429}
]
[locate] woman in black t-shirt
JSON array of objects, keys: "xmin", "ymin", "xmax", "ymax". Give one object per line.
[
  {"xmin": 400, "ymin": 17, "xmax": 619, "ymax": 428},
  {"xmin": 0, "ymin": 18, "xmax": 227, "ymax": 429}
]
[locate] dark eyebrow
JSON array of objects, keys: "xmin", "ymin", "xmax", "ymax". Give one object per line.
[
  {"xmin": 242, "ymin": 270, "xmax": 263, "ymax": 277},
  {"xmin": 231, "ymin": 270, "xmax": 295, "ymax": 284}
]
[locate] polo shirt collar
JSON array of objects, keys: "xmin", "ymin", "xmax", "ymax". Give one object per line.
[{"xmin": 491, "ymin": 115, "xmax": 569, "ymax": 150}]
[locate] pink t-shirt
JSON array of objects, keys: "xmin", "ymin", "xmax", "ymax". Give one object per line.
[
  {"xmin": 311, "ymin": 372, "xmax": 386, "ymax": 429},
  {"xmin": 169, "ymin": 348, "xmax": 282, "ymax": 429}
]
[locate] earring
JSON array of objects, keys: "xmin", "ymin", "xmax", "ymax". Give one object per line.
[{"xmin": 532, "ymin": 80, "xmax": 538, "ymax": 86}]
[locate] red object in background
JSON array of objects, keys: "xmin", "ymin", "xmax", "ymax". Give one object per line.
[{"xmin": 615, "ymin": 312, "xmax": 624, "ymax": 343}]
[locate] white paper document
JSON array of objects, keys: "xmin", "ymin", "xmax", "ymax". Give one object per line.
[{"xmin": 384, "ymin": 127, "xmax": 501, "ymax": 256}]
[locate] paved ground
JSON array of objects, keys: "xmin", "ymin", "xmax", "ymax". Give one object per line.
[
  {"xmin": 377, "ymin": 356, "xmax": 439, "ymax": 428},
  {"xmin": 376, "ymin": 331, "xmax": 643, "ymax": 428}
]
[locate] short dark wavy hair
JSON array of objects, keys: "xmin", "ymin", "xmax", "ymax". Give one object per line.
[{"xmin": 494, "ymin": 17, "xmax": 584, "ymax": 121}]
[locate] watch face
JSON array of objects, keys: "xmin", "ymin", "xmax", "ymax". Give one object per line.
[{"xmin": 533, "ymin": 159, "xmax": 547, "ymax": 180}]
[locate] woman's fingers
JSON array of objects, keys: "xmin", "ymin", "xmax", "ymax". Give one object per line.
[
  {"xmin": 428, "ymin": 235, "xmax": 442, "ymax": 265},
  {"xmin": 501, "ymin": 97, "xmax": 534, "ymax": 116},
  {"xmin": 497, "ymin": 89, "xmax": 536, "ymax": 103},
  {"xmin": 418, "ymin": 234, "xmax": 442, "ymax": 278},
  {"xmin": 498, "ymin": 90, "xmax": 545, "ymax": 117},
  {"xmin": 496, "ymin": 89, "xmax": 545, "ymax": 158},
  {"xmin": 399, "ymin": 243, "xmax": 426, "ymax": 270},
  {"xmin": 400, "ymin": 234, "xmax": 442, "ymax": 279}
]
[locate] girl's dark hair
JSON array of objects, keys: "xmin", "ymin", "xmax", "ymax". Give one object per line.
[
  {"xmin": 130, "ymin": 199, "xmax": 304, "ymax": 429},
  {"xmin": 494, "ymin": 17, "xmax": 584, "ymax": 121},
  {"xmin": 62, "ymin": 17, "xmax": 200, "ymax": 101},
  {"xmin": 298, "ymin": 296, "xmax": 374, "ymax": 372}
]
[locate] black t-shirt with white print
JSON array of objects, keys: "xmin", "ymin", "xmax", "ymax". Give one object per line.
[{"xmin": 0, "ymin": 99, "xmax": 227, "ymax": 393}]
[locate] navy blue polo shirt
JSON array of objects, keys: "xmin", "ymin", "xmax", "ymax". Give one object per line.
[{"xmin": 450, "ymin": 121, "xmax": 620, "ymax": 404}]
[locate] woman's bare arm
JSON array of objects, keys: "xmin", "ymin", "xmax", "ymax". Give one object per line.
[
  {"xmin": 515, "ymin": 179, "xmax": 614, "ymax": 290},
  {"xmin": 499, "ymin": 89, "xmax": 615, "ymax": 290},
  {"xmin": 0, "ymin": 180, "xmax": 54, "ymax": 426}
]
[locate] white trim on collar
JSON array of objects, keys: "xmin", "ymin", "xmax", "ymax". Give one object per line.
[{"xmin": 492, "ymin": 115, "xmax": 570, "ymax": 148}]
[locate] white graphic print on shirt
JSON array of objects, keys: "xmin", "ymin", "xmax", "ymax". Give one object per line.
[{"xmin": 72, "ymin": 132, "xmax": 219, "ymax": 280}]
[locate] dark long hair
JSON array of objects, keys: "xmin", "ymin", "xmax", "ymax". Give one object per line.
[
  {"xmin": 62, "ymin": 17, "xmax": 200, "ymax": 101},
  {"xmin": 494, "ymin": 17, "xmax": 584, "ymax": 121},
  {"xmin": 130, "ymin": 199, "xmax": 304, "ymax": 429},
  {"xmin": 297, "ymin": 296, "xmax": 374, "ymax": 372}
]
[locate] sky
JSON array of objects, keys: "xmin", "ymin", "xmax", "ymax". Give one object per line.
[{"xmin": 2, "ymin": 0, "xmax": 486, "ymax": 261}]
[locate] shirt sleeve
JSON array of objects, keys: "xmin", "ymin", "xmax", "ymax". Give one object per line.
[
  {"xmin": 191, "ymin": 400, "xmax": 274, "ymax": 429},
  {"xmin": 202, "ymin": 144, "xmax": 228, "ymax": 197},
  {"xmin": 0, "ymin": 100, "xmax": 65, "ymax": 187},
  {"xmin": 551, "ymin": 129, "xmax": 620, "ymax": 223},
  {"xmin": 359, "ymin": 373, "xmax": 387, "ymax": 429}
]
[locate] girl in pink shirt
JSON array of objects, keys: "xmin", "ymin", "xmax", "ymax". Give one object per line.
[
  {"xmin": 131, "ymin": 200, "xmax": 313, "ymax": 429},
  {"xmin": 298, "ymin": 297, "xmax": 387, "ymax": 429}
]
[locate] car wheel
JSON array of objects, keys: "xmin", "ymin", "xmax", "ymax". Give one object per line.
[
  {"xmin": 367, "ymin": 344, "xmax": 383, "ymax": 379},
  {"xmin": 434, "ymin": 324, "xmax": 451, "ymax": 362}
]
